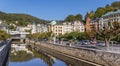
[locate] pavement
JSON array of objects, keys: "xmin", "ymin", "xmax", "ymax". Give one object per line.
[{"xmin": 47, "ymin": 41, "xmax": 120, "ymax": 53}]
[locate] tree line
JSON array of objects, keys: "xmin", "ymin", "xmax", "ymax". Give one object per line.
[
  {"xmin": 65, "ymin": 1, "xmax": 120, "ymax": 22},
  {"xmin": 85, "ymin": 1, "xmax": 120, "ymax": 19}
]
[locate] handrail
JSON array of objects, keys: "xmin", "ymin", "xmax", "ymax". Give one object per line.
[{"xmin": 0, "ymin": 39, "xmax": 12, "ymax": 66}]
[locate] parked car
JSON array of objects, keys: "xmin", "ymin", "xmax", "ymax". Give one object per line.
[
  {"xmin": 90, "ymin": 40, "xmax": 97, "ymax": 44},
  {"xmin": 78, "ymin": 41, "xmax": 82, "ymax": 45},
  {"xmin": 66, "ymin": 42, "xmax": 70, "ymax": 46},
  {"xmin": 97, "ymin": 41, "xmax": 105, "ymax": 46},
  {"xmin": 82, "ymin": 40, "xmax": 90, "ymax": 45}
]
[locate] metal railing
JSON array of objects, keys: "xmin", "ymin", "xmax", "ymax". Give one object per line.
[{"xmin": 0, "ymin": 40, "xmax": 12, "ymax": 66}]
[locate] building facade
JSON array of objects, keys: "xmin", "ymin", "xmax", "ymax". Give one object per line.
[
  {"xmin": 99, "ymin": 10, "xmax": 120, "ymax": 29},
  {"xmin": 62, "ymin": 22, "xmax": 73, "ymax": 34},
  {"xmin": 37, "ymin": 24, "xmax": 48, "ymax": 33},
  {"xmin": 0, "ymin": 21, "xmax": 9, "ymax": 34},
  {"xmin": 72, "ymin": 21, "xmax": 85, "ymax": 32},
  {"xmin": 85, "ymin": 17, "xmax": 99, "ymax": 31},
  {"xmin": 90, "ymin": 18, "xmax": 99, "ymax": 31},
  {"xmin": 48, "ymin": 21, "xmax": 63, "ymax": 36},
  {"xmin": 48, "ymin": 21, "xmax": 85, "ymax": 36},
  {"xmin": 85, "ymin": 17, "xmax": 91, "ymax": 31},
  {"xmin": 31, "ymin": 22, "xmax": 37, "ymax": 34}
]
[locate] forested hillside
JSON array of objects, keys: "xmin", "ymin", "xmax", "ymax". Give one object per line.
[{"xmin": 0, "ymin": 11, "xmax": 48, "ymax": 26}]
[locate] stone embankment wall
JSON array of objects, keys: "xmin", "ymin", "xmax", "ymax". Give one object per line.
[{"xmin": 26, "ymin": 39, "xmax": 120, "ymax": 66}]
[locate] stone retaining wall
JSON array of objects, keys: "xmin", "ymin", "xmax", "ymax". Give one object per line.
[{"xmin": 26, "ymin": 39, "xmax": 120, "ymax": 66}]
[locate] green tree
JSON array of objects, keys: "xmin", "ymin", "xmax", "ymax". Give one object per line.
[
  {"xmin": 59, "ymin": 32, "xmax": 89, "ymax": 40},
  {"xmin": 75, "ymin": 14, "xmax": 83, "ymax": 21},
  {"xmin": 85, "ymin": 11, "xmax": 94, "ymax": 20},
  {"xmin": 94, "ymin": 7, "xmax": 105, "ymax": 18},
  {"xmin": 0, "ymin": 30, "xmax": 10, "ymax": 40},
  {"xmin": 65, "ymin": 15, "xmax": 76, "ymax": 22},
  {"xmin": 27, "ymin": 32, "xmax": 53, "ymax": 41},
  {"xmin": 96, "ymin": 22, "xmax": 120, "ymax": 47},
  {"xmin": 111, "ymin": 1, "xmax": 120, "ymax": 9},
  {"xmin": 115, "ymin": 35, "xmax": 120, "ymax": 42},
  {"xmin": 105, "ymin": 4, "xmax": 114, "ymax": 13}
]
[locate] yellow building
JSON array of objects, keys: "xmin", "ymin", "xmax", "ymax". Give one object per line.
[
  {"xmin": 48, "ymin": 21, "xmax": 85, "ymax": 36},
  {"xmin": 48, "ymin": 21, "xmax": 63, "ymax": 36}
]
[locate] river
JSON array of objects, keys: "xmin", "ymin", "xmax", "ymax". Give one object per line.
[{"xmin": 9, "ymin": 44, "xmax": 95, "ymax": 66}]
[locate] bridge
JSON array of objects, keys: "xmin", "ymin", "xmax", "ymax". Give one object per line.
[
  {"xmin": 9, "ymin": 31, "xmax": 29, "ymax": 38},
  {"xmin": 11, "ymin": 37, "xmax": 26, "ymax": 44}
]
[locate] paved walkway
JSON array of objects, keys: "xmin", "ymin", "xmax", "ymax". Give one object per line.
[{"xmin": 47, "ymin": 41, "xmax": 120, "ymax": 53}]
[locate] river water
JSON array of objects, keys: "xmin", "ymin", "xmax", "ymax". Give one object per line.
[{"xmin": 9, "ymin": 44, "xmax": 95, "ymax": 66}]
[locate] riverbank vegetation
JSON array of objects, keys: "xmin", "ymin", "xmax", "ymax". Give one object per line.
[
  {"xmin": 0, "ymin": 30, "xmax": 10, "ymax": 41},
  {"xmin": 27, "ymin": 32, "xmax": 53, "ymax": 40}
]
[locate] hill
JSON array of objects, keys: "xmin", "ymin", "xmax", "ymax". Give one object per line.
[{"xmin": 0, "ymin": 11, "xmax": 48, "ymax": 26}]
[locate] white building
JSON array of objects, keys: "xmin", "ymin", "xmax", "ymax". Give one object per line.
[
  {"xmin": 72, "ymin": 21, "xmax": 85, "ymax": 32},
  {"xmin": 62, "ymin": 22, "xmax": 73, "ymax": 33},
  {"xmin": 0, "ymin": 21, "xmax": 9, "ymax": 34},
  {"xmin": 37, "ymin": 24, "xmax": 48, "ymax": 33},
  {"xmin": 31, "ymin": 22, "xmax": 37, "ymax": 34},
  {"xmin": 16, "ymin": 26, "xmax": 31, "ymax": 32},
  {"xmin": 99, "ymin": 10, "xmax": 120, "ymax": 29}
]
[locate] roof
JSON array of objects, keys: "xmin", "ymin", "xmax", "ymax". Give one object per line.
[
  {"xmin": 102, "ymin": 10, "xmax": 120, "ymax": 17},
  {"xmin": 50, "ymin": 21, "xmax": 57, "ymax": 25}
]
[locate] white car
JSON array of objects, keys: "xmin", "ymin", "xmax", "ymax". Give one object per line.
[
  {"xmin": 82, "ymin": 40, "xmax": 90, "ymax": 45},
  {"xmin": 98, "ymin": 42, "xmax": 105, "ymax": 46}
]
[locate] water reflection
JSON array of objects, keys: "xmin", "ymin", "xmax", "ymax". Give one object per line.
[
  {"xmin": 28, "ymin": 47, "xmax": 55, "ymax": 66},
  {"xmin": 10, "ymin": 44, "xmax": 65, "ymax": 66},
  {"xmin": 10, "ymin": 44, "xmax": 95, "ymax": 66}
]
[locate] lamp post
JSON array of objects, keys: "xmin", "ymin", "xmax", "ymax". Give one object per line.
[{"xmin": 53, "ymin": 36, "xmax": 56, "ymax": 44}]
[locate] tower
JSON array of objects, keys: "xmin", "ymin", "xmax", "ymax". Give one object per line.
[
  {"xmin": 85, "ymin": 17, "xmax": 91, "ymax": 31},
  {"xmin": 31, "ymin": 22, "xmax": 37, "ymax": 34}
]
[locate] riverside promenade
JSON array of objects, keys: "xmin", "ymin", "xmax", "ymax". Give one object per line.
[{"xmin": 26, "ymin": 39, "xmax": 120, "ymax": 66}]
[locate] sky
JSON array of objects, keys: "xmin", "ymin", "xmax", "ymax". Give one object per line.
[{"xmin": 0, "ymin": 0, "xmax": 119, "ymax": 20}]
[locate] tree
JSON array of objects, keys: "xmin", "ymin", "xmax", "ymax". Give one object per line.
[
  {"xmin": 78, "ymin": 32, "xmax": 89, "ymax": 40},
  {"xmin": 85, "ymin": 30, "xmax": 96, "ymax": 41},
  {"xmin": 111, "ymin": 1, "xmax": 120, "ymax": 9},
  {"xmin": 27, "ymin": 32, "xmax": 53, "ymax": 41},
  {"xmin": 115, "ymin": 35, "xmax": 120, "ymax": 42},
  {"xmin": 105, "ymin": 4, "xmax": 114, "ymax": 13},
  {"xmin": 59, "ymin": 32, "xmax": 89, "ymax": 40},
  {"xmin": 85, "ymin": 11, "xmax": 94, "ymax": 20},
  {"xmin": 94, "ymin": 7, "xmax": 105, "ymax": 18},
  {"xmin": 96, "ymin": 22, "xmax": 120, "ymax": 47},
  {"xmin": 75, "ymin": 14, "xmax": 83, "ymax": 21},
  {"xmin": 0, "ymin": 30, "xmax": 10, "ymax": 40},
  {"xmin": 65, "ymin": 15, "xmax": 76, "ymax": 22}
]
